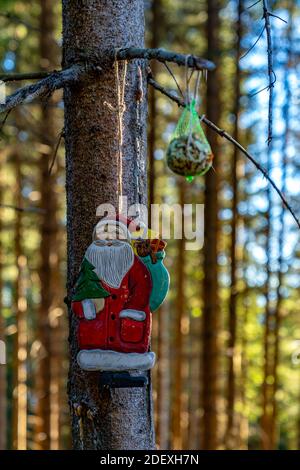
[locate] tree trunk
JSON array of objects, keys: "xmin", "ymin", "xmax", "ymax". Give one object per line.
[
  {"xmin": 0, "ymin": 174, "xmax": 6, "ymax": 450},
  {"xmin": 156, "ymin": 302, "xmax": 170, "ymax": 449},
  {"xmin": 268, "ymin": 14, "xmax": 293, "ymax": 449},
  {"xmin": 12, "ymin": 150, "xmax": 28, "ymax": 450},
  {"xmin": 225, "ymin": 0, "xmax": 242, "ymax": 449},
  {"xmin": 148, "ymin": 0, "xmax": 160, "ymax": 211},
  {"xmin": 201, "ymin": 0, "xmax": 221, "ymax": 450},
  {"xmin": 0, "ymin": 301, "xmax": 6, "ymax": 451},
  {"xmin": 35, "ymin": 0, "xmax": 61, "ymax": 450},
  {"xmin": 148, "ymin": 0, "xmax": 160, "ymax": 443},
  {"xmin": 62, "ymin": 0, "xmax": 154, "ymax": 449},
  {"xmin": 261, "ymin": 133, "xmax": 273, "ymax": 451},
  {"xmin": 171, "ymin": 180, "xmax": 185, "ymax": 450},
  {"xmin": 188, "ymin": 313, "xmax": 201, "ymax": 449}
]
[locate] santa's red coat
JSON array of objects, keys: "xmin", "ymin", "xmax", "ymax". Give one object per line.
[{"xmin": 72, "ymin": 255, "xmax": 152, "ymax": 354}]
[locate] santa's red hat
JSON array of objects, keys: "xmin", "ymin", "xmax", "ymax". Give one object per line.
[{"xmin": 93, "ymin": 213, "xmax": 141, "ymax": 241}]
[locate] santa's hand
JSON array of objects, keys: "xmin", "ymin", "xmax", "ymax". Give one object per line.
[
  {"xmin": 119, "ymin": 309, "xmax": 146, "ymax": 321},
  {"xmin": 82, "ymin": 299, "xmax": 97, "ymax": 320}
]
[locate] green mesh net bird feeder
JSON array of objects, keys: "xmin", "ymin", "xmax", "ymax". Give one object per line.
[{"xmin": 166, "ymin": 99, "xmax": 213, "ymax": 180}]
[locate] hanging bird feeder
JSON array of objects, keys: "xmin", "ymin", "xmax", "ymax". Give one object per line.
[{"xmin": 166, "ymin": 65, "xmax": 213, "ymax": 181}]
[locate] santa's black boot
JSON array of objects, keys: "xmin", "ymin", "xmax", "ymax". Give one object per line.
[{"xmin": 99, "ymin": 371, "xmax": 148, "ymax": 388}]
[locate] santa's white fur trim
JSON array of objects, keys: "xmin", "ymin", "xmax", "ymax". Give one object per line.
[
  {"xmin": 119, "ymin": 309, "xmax": 146, "ymax": 321},
  {"xmin": 77, "ymin": 349, "xmax": 156, "ymax": 371}
]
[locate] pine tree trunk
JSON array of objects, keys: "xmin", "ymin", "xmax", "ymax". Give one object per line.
[
  {"xmin": 0, "ymin": 185, "xmax": 6, "ymax": 450},
  {"xmin": 261, "ymin": 141, "xmax": 273, "ymax": 451},
  {"xmin": 201, "ymin": 0, "xmax": 221, "ymax": 450},
  {"xmin": 268, "ymin": 15, "xmax": 293, "ymax": 449},
  {"xmin": 12, "ymin": 150, "xmax": 28, "ymax": 450},
  {"xmin": 237, "ymin": 182, "xmax": 249, "ymax": 450},
  {"xmin": 62, "ymin": 0, "xmax": 154, "ymax": 449},
  {"xmin": 171, "ymin": 181, "xmax": 185, "ymax": 450},
  {"xmin": 148, "ymin": 0, "xmax": 160, "ymax": 443},
  {"xmin": 188, "ymin": 314, "xmax": 201, "ymax": 449},
  {"xmin": 0, "ymin": 304, "xmax": 5, "ymax": 451},
  {"xmin": 35, "ymin": 0, "xmax": 60, "ymax": 450},
  {"xmin": 156, "ymin": 302, "xmax": 170, "ymax": 450},
  {"xmin": 226, "ymin": 0, "xmax": 242, "ymax": 449},
  {"xmin": 148, "ymin": 0, "xmax": 160, "ymax": 211}
]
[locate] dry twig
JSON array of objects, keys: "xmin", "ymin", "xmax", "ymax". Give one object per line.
[
  {"xmin": 262, "ymin": 0, "xmax": 275, "ymax": 145},
  {"xmin": 0, "ymin": 64, "xmax": 92, "ymax": 114},
  {"xmin": 0, "ymin": 71, "xmax": 51, "ymax": 82},
  {"xmin": 0, "ymin": 203, "xmax": 44, "ymax": 214},
  {"xmin": 0, "ymin": 11, "xmax": 40, "ymax": 31},
  {"xmin": 49, "ymin": 128, "xmax": 64, "ymax": 175}
]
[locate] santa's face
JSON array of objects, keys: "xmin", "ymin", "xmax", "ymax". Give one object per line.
[
  {"xmin": 95, "ymin": 222, "xmax": 128, "ymax": 243},
  {"xmin": 85, "ymin": 235, "xmax": 134, "ymax": 289}
]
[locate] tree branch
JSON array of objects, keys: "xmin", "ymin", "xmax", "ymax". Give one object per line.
[
  {"xmin": 0, "ymin": 48, "xmax": 214, "ymax": 85},
  {"xmin": 0, "ymin": 71, "xmax": 52, "ymax": 82},
  {"xmin": 0, "ymin": 64, "xmax": 92, "ymax": 114},
  {"xmin": 240, "ymin": 25, "xmax": 265, "ymax": 60},
  {"xmin": 262, "ymin": 0, "xmax": 275, "ymax": 145},
  {"xmin": 0, "ymin": 11, "xmax": 40, "ymax": 32},
  {"xmin": 148, "ymin": 76, "xmax": 300, "ymax": 231},
  {"xmin": 0, "ymin": 47, "xmax": 215, "ymax": 115},
  {"xmin": 115, "ymin": 47, "xmax": 215, "ymax": 71},
  {"xmin": 0, "ymin": 203, "xmax": 45, "ymax": 214}
]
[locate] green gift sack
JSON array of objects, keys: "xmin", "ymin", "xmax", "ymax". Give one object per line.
[
  {"xmin": 140, "ymin": 251, "xmax": 170, "ymax": 312},
  {"xmin": 166, "ymin": 99, "xmax": 213, "ymax": 178}
]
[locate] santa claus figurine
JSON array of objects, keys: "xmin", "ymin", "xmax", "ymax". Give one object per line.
[{"xmin": 71, "ymin": 214, "xmax": 169, "ymax": 385}]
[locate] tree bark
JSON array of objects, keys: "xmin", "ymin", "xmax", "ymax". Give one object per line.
[
  {"xmin": 0, "ymin": 300, "xmax": 6, "ymax": 451},
  {"xmin": 201, "ymin": 0, "xmax": 221, "ymax": 450},
  {"xmin": 62, "ymin": 0, "xmax": 154, "ymax": 449},
  {"xmin": 148, "ymin": 0, "xmax": 160, "ymax": 212},
  {"xmin": 261, "ymin": 126, "xmax": 273, "ymax": 452},
  {"xmin": 12, "ymin": 150, "xmax": 28, "ymax": 450},
  {"xmin": 156, "ymin": 302, "xmax": 170, "ymax": 449},
  {"xmin": 171, "ymin": 180, "xmax": 185, "ymax": 450},
  {"xmin": 225, "ymin": 0, "xmax": 242, "ymax": 449},
  {"xmin": 0, "ymin": 169, "xmax": 6, "ymax": 450},
  {"xmin": 267, "ymin": 13, "xmax": 293, "ymax": 449},
  {"xmin": 35, "ymin": 0, "xmax": 61, "ymax": 450},
  {"xmin": 148, "ymin": 0, "xmax": 160, "ymax": 443}
]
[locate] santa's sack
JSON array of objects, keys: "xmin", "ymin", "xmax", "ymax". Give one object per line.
[{"xmin": 140, "ymin": 250, "xmax": 170, "ymax": 312}]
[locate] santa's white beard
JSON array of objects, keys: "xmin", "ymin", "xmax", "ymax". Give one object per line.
[{"xmin": 85, "ymin": 241, "xmax": 134, "ymax": 289}]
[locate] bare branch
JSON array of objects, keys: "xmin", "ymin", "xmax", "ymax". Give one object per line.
[
  {"xmin": 268, "ymin": 12, "xmax": 287, "ymax": 23},
  {"xmin": 247, "ymin": 0, "xmax": 262, "ymax": 9},
  {"xmin": 0, "ymin": 110, "xmax": 11, "ymax": 135},
  {"xmin": 250, "ymin": 83, "xmax": 271, "ymax": 97},
  {"xmin": 0, "ymin": 47, "xmax": 214, "ymax": 86},
  {"xmin": 148, "ymin": 76, "xmax": 300, "ymax": 231},
  {"xmin": 262, "ymin": 0, "xmax": 275, "ymax": 145},
  {"xmin": 116, "ymin": 47, "xmax": 216, "ymax": 71},
  {"xmin": 250, "ymin": 70, "xmax": 276, "ymax": 96},
  {"xmin": 0, "ymin": 11, "xmax": 40, "ymax": 31},
  {"xmin": 0, "ymin": 203, "xmax": 44, "ymax": 214},
  {"xmin": 49, "ymin": 128, "xmax": 64, "ymax": 175},
  {"xmin": 162, "ymin": 63, "xmax": 185, "ymax": 99},
  {"xmin": 240, "ymin": 25, "xmax": 265, "ymax": 60},
  {"xmin": 0, "ymin": 47, "xmax": 215, "ymax": 116},
  {"xmin": 0, "ymin": 71, "xmax": 51, "ymax": 82},
  {"xmin": 0, "ymin": 64, "xmax": 91, "ymax": 114}
]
